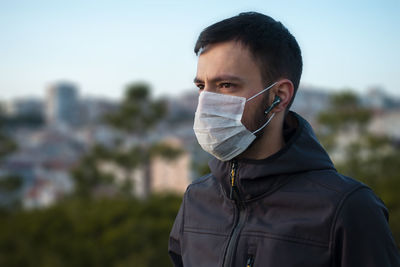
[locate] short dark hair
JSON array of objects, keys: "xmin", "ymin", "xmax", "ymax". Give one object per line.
[{"xmin": 194, "ymin": 12, "xmax": 302, "ymax": 108}]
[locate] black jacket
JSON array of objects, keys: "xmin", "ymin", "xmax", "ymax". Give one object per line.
[{"xmin": 169, "ymin": 112, "xmax": 400, "ymax": 267}]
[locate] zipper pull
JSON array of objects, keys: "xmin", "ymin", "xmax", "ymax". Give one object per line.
[
  {"xmin": 230, "ymin": 160, "xmax": 238, "ymax": 199},
  {"xmin": 246, "ymin": 255, "xmax": 254, "ymax": 267}
]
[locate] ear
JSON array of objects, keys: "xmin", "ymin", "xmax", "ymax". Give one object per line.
[{"xmin": 271, "ymin": 79, "xmax": 294, "ymax": 112}]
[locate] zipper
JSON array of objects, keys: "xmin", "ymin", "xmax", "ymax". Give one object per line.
[
  {"xmin": 229, "ymin": 160, "xmax": 238, "ymax": 200},
  {"xmin": 223, "ymin": 159, "xmax": 246, "ymax": 267},
  {"xmin": 246, "ymin": 255, "xmax": 254, "ymax": 267}
]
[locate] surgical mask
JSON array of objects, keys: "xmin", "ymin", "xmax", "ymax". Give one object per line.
[{"xmin": 193, "ymin": 82, "xmax": 277, "ymax": 161}]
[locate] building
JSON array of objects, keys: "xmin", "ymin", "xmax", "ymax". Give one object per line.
[
  {"xmin": 46, "ymin": 82, "xmax": 79, "ymax": 126},
  {"xmin": 4, "ymin": 98, "xmax": 44, "ymax": 118},
  {"xmin": 151, "ymin": 137, "xmax": 191, "ymax": 194},
  {"xmin": 368, "ymin": 109, "xmax": 400, "ymax": 141},
  {"xmin": 291, "ymin": 85, "xmax": 331, "ymax": 126},
  {"xmin": 0, "ymin": 127, "xmax": 84, "ymax": 209},
  {"xmin": 79, "ymin": 97, "xmax": 119, "ymax": 125},
  {"xmin": 97, "ymin": 137, "xmax": 191, "ymax": 198}
]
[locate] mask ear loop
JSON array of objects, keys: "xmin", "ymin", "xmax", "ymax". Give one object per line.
[
  {"xmin": 247, "ymin": 82, "xmax": 279, "ymax": 135},
  {"xmin": 252, "ymin": 95, "xmax": 281, "ymax": 135},
  {"xmin": 246, "ymin": 82, "xmax": 278, "ymax": 102},
  {"xmin": 252, "ymin": 113, "xmax": 275, "ymax": 134}
]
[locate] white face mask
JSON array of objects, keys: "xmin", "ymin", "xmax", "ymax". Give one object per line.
[{"xmin": 193, "ymin": 82, "xmax": 277, "ymax": 161}]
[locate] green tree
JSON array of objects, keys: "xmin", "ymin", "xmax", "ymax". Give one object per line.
[
  {"xmin": 104, "ymin": 82, "xmax": 166, "ymax": 136},
  {"xmin": 0, "ymin": 175, "xmax": 23, "ymax": 192},
  {"xmin": 73, "ymin": 82, "xmax": 182, "ymax": 198},
  {"xmin": 71, "ymin": 145, "xmax": 116, "ymax": 197},
  {"xmin": 0, "ymin": 109, "xmax": 22, "ymax": 210},
  {"xmin": 317, "ymin": 90, "xmax": 372, "ymax": 151},
  {"xmin": 318, "ymin": 91, "xmax": 371, "ymax": 131},
  {"xmin": 0, "ymin": 110, "xmax": 17, "ymax": 159}
]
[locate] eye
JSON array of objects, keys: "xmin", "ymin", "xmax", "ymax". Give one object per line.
[
  {"xmin": 218, "ymin": 83, "xmax": 233, "ymax": 89},
  {"xmin": 196, "ymin": 84, "xmax": 205, "ymax": 90}
]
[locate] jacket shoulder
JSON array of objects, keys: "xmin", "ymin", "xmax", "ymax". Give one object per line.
[
  {"xmin": 190, "ymin": 173, "xmax": 214, "ymax": 185},
  {"xmin": 264, "ymin": 169, "xmax": 371, "ymax": 245},
  {"xmin": 296, "ymin": 168, "xmax": 368, "ymax": 196},
  {"xmin": 185, "ymin": 173, "xmax": 216, "ymax": 194},
  {"xmin": 330, "ymin": 186, "xmax": 400, "ymax": 266}
]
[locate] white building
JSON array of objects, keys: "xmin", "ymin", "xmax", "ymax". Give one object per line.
[
  {"xmin": 97, "ymin": 137, "xmax": 191, "ymax": 198},
  {"xmin": 368, "ymin": 109, "xmax": 400, "ymax": 140}
]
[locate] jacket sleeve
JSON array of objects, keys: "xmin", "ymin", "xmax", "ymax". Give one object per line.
[
  {"xmin": 331, "ymin": 187, "xmax": 400, "ymax": 267},
  {"xmin": 168, "ymin": 195, "xmax": 185, "ymax": 267}
]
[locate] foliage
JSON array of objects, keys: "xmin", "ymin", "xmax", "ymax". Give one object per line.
[
  {"xmin": 0, "ymin": 175, "xmax": 23, "ymax": 192},
  {"xmin": 317, "ymin": 90, "xmax": 371, "ymax": 133},
  {"xmin": 149, "ymin": 143, "xmax": 183, "ymax": 161},
  {"xmin": 0, "ymin": 133, "xmax": 17, "ymax": 160},
  {"xmin": 0, "ymin": 194, "xmax": 182, "ymax": 267},
  {"xmin": 192, "ymin": 161, "xmax": 211, "ymax": 177},
  {"xmin": 0, "ymin": 114, "xmax": 17, "ymax": 159},
  {"xmin": 71, "ymin": 142, "xmax": 183, "ymax": 197},
  {"xmin": 71, "ymin": 149, "xmax": 116, "ymax": 197},
  {"xmin": 73, "ymin": 83, "xmax": 182, "ymax": 197},
  {"xmin": 104, "ymin": 82, "xmax": 166, "ymax": 135}
]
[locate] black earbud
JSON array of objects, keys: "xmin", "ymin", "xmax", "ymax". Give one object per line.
[{"xmin": 264, "ymin": 95, "xmax": 281, "ymax": 114}]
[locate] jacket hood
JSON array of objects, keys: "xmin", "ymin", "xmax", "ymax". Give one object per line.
[{"xmin": 209, "ymin": 111, "xmax": 335, "ymax": 189}]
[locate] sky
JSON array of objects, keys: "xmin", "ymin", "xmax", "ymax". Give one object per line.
[{"xmin": 0, "ymin": 0, "xmax": 399, "ymax": 101}]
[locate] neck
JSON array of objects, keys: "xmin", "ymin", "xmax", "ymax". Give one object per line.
[{"xmin": 238, "ymin": 118, "xmax": 285, "ymax": 160}]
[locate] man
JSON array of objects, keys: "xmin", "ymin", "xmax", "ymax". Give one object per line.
[{"xmin": 169, "ymin": 12, "xmax": 400, "ymax": 266}]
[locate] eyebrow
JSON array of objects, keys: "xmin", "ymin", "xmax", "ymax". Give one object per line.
[{"xmin": 193, "ymin": 75, "xmax": 245, "ymax": 84}]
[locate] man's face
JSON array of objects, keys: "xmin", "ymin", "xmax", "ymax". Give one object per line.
[{"xmin": 194, "ymin": 40, "xmax": 270, "ymax": 132}]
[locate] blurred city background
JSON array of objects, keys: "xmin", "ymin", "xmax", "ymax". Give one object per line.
[{"xmin": 0, "ymin": 1, "xmax": 399, "ymax": 266}]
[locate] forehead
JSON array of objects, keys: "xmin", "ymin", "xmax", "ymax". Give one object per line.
[{"xmin": 196, "ymin": 41, "xmax": 262, "ymax": 82}]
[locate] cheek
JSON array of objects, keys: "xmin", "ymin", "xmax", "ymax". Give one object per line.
[{"xmin": 241, "ymin": 99, "xmax": 267, "ymax": 131}]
